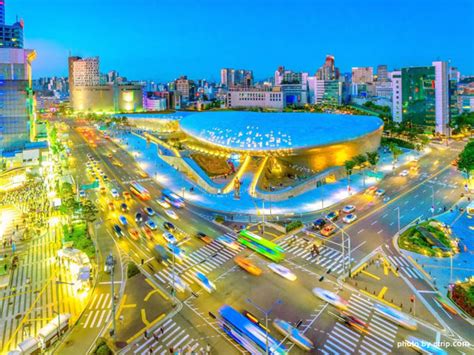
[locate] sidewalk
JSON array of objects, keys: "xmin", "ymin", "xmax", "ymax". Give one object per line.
[{"xmin": 109, "ymin": 129, "xmax": 420, "ymax": 217}]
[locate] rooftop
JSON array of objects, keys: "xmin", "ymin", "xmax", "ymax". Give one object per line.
[{"xmin": 180, "ymin": 111, "xmax": 383, "ymax": 151}]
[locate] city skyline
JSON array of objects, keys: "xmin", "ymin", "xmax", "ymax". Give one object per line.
[{"xmin": 10, "ymin": 0, "xmax": 474, "ymax": 81}]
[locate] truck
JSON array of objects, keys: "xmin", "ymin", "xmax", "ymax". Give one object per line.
[
  {"xmin": 37, "ymin": 314, "xmax": 71, "ymax": 350},
  {"xmin": 8, "ymin": 337, "xmax": 40, "ymax": 355}
]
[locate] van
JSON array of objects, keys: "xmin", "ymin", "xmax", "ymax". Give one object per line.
[{"xmin": 153, "ymin": 245, "xmax": 169, "ymax": 263}]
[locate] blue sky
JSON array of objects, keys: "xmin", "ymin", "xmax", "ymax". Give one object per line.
[{"xmin": 9, "ymin": 0, "xmax": 474, "ymax": 81}]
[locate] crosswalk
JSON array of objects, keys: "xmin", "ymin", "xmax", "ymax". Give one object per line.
[
  {"xmin": 278, "ymin": 237, "xmax": 351, "ymax": 275},
  {"xmin": 133, "ymin": 318, "xmax": 205, "ymax": 354},
  {"xmin": 385, "ymin": 254, "xmax": 425, "ymax": 279},
  {"xmin": 321, "ymin": 293, "xmax": 399, "ymax": 354},
  {"xmin": 154, "ymin": 233, "xmax": 242, "ymax": 287},
  {"xmin": 80, "ymin": 293, "xmax": 112, "ymax": 328}
]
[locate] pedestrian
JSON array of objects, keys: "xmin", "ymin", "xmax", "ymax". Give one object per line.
[
  {"xmin": 160, "ymin": 327, "xmax": 164, "ymax": 334},
  {"xmin": 153, "ymin": 332, "xmax": 159, "ymax": 341},
  {"xmin": 145, "ymin": 330, "xmax": 149, "ymax": 339},
  {"xmin": 206, "ymin": 344, "xmax": 211, "ymax": 354},
  {"xmin": 148, "ymin": 347, "xmax": 153, "ymax": 354},
  {"xmin": 169, "ymin": 347, "xmax": 174, "ymax": 354}
]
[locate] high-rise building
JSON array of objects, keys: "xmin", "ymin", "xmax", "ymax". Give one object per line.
[
  {"xmin": 376, "ymin": 65, "xmax": 388, "ymax": 81},
  {"xmin": 316, "ymin": 55, "xmax": 339, "ymax": 81},
  {"xmin": 352, "ymin": 67, "xmax": 374, "ymax": 84},
  {"xmin": 70, "ymin": 57, "xmax": 100, "ymax": 87},
  {"xmin": 175, "ymin": 76, "xmax": 195, "ymax": 102},
  {"xmin": 391, "ymin": 71, "xmax": 402, "ymax": 123},
  {"xmin": 392, "ymin": 61, "xmax": 450, "ymax": 134},
  {"xmin": 220, "ymin": 68, "xmax": 253, "ymax": 88},
  {"xmin": 0, "ymin": 1, "xmax": 23, "ymax": 49},
  {"xmin": 0, "ymin": 48, "xmax": 36, "ymax": 154}
]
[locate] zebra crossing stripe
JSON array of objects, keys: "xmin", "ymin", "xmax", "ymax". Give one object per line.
[{"xmin": 362, "ymin": 334, "xmax": 393, "ymax": 353}]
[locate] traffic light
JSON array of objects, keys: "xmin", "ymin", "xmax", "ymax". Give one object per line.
[{"xmin": 296, "ymin": 320, "xmax": 303, "ymax": 328}]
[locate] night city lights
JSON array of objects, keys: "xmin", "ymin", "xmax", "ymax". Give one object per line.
[{"xmin": 0, "ymin": 1, "xmax": 473, "ymax": 354}]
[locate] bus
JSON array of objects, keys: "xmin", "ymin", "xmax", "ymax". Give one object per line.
[
  {"xmin": 238, "ymin": 230, "xmax": 285, "ymax": 262},
  {"xmin": 219, "ymin": 305, "xmax": 287, "ymax": 355},
  {"xmin": 130, "ymin": 182, "xmax": 151, "ymax": 200},
  {"xmin": 162, "ymin": 189, "xmax": 185, "ymax": 208}
]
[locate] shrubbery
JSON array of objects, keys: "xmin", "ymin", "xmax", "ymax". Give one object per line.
[
  {"xmin": 127, "ymin": 262, "xmax": 140, "ymax": 279},
  {"xmin": 62, "ymin": 221, "xmax": 95, "ymax": 258},
  {"xmin": 381, "ymin": 137, "xmax": 415, "ymax": 149},
  {"xmin": 451, "ymin": 282, "xmax": 474, "ymax": 317},
  {"xmin": 286, "ymin": 220, "xmax": 303, "ymax": 233}
]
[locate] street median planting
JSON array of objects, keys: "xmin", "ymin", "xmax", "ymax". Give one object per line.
[
  {"xmin": 451, "ymin": 281, "xmax": 474, "ymax": 317},
  {"xmin": 286, "ymin": 220, "xmax": 303, "ymax": 233},
  {"xmin": 398, "ymin": 220, "xmax": 458, "ymax": 257},
  {"xmin": 62, "ymin": 220, "xmax": 96, "ymax": 258}
]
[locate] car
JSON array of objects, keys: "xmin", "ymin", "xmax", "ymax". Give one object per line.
[
  {"xmin": 107, "ymin": 153, "xmax": 113, "ymax": 158},
  {"xmin": 99, "ymin": 171, "xmax": 106, "ymax": 177},
  {"xmin": 338, "ymin": 311, "xmax": 369, "ymax": 333},
  {"xmin": 166, "ymin": 243, "xmax": 185, "ymax": 262},
  {"xmin": 169, "ymin": 274, "xmax": 187, "ymax": 293},
  {"xmin": 195, "ymin": 232, "xmax": 212, "ymax": 244},
  {"xmin": 113, "ymin": 224, "xmax": 124, "ymax": 238},
  {"xmin": 129, "ymin": 228, "xmax": 140, "ymax": 241},
  {"xmin": 135, "ymin": 212, "xmax": 143, "ymax": 223},
  {"xmin": 123, "ymin": 191, "xmax": 131, "ymax": 200},
  {"xmin": 342, "ymin": 205, "xmax": 356, "ymax": 214},
  {"xmin": 111, "ymin": 189, "xmax": 119, "ymax": 199},
  {"xmin": 157, "ymin": 199, "xmax": 171, "ymax": 209},
  {"xmin": 268, "ymin": 263, "xmax": 297, "ymax": 281},
  {"xmin": 144, "ymin": 207, "xmax": 155, "ymax": 216},
  {"xmin": 163, "ymin": 221, "xmax": 176, "ymax": 232},
  {"xmin": 365, "ymin": 186, "xmax": 378, "ymax": 195},
  {"xmin": 273, "ymin": 319, "xmax": 314, "ymax": 352},
  {"xmin": 145, "ymin": 220, "xmax": 157, "ymax": 230},
  {"xmin": 120, "ymin": 203, "xmax": 128, "ymax": 212},
  {"xmin": 234, "ymin": 256, "xmax": 262, "ymax": 276},
  {"xmin": 162, "ymin": 232, "xmax": 178, "ymax": 244},
  {"xmin": 312, "ymin": 288, "xmax": 348, "ymax": 310},
  {"xmin": 375, "ymin": 189, "xmax": 385, "ymax": 196},
  {"xmin": 108, "ymin": 201, "xmax": 115, "ymax": 211},
  {"xmin": 217, "ymin": 235, "xmax": 240, "ymax": 251},
  {"xmin": 142, "ymin": 227, "xmax": 154, "ymax": 240},
  {"xmin": 343, "ymin": 213, "xmax": 357, "ymax": 224},
  {"xmin": 325, "ymin": 211, "xmax": 339, "ymax": 221},
  {"xmin": 194, "ymin": 271, "xmax": 216, "ymax": 293},
  {"xmin": 79, "ymin": 190, "xmax": 86, "ymax": 198},
  {"xmin": 399, "ymin": 169, "xmax": 409, "ymax": 177},
  {"xmin": 102, "ymin": 175, "xmax": 109, "ymax": 181},
  {"xmin": 374, "ymin": 304, "xmax": 417, "ymax": 330},
  {"xmin": 312, "ymin": 218, "xmax": 326, "ymax": 230},
  {"xmin": 138, "ymin": 171, "xmax": 149, "ymax": 178},
  {"xmin": 104, "ymin": 254, "xmax": 114, "ymax": 273},
  {"xmin": 320, "ymin": 225, "xmax": 336, "ymax": 237},
  {"xmin": 118, "ymin": 215, "xmax": 128, "ymax": 226},
  {"xmin": 100, "ymin": 187, "xmax": 106, "ymax": 195},
  {"xmin": 164, "ymin": 209, "xmax": 178, "ymax": 220}
]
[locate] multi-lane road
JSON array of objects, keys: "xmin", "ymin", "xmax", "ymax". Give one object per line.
[{"xmin": 58, "ymin": 119, "xmax": 472, "ymax": 354}]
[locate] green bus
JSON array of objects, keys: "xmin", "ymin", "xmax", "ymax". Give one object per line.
[{"xmin": 238, "ymin": 230, "xmax": 285, "ymax": 262}]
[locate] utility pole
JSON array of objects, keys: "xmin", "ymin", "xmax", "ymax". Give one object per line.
[
  {"xmin": 246, "ymin": 298, "xmax": 282, "ymax": 354},
  {"xmin": 106, "ymin": 254, "xmax": 117, "ymax": 338},
  {"xmin": 395, "ymin": 207, "xmax": 401, "ymax": 235}
]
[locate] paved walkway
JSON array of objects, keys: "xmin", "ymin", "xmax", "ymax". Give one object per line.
[{"xmin": 109, "ymin": 129, "xmax": 420, "ymax": 217}]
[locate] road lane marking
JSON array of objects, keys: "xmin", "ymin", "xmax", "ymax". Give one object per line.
[
  {"xmin": 357, "ymin": 229, "xmax": 365, "ymax": 234},
  {"xmin": 378, "ymin": 287, "xmax": 388, "ymax": 298},
  {"xmin": 370, "ymin": 220, "xmax": 378, "ymax": 225},
  {"xmin": 382, "ymin": 213, "xmax": 388, "ymax": 218},
  {"xmin": 377, "ymin": 229, "xmax": 384, "ymax": 234}
]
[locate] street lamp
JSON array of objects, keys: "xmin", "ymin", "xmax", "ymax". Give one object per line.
[
  {"xmin": 326, "ymin": 218, "xmax": 352, "ymax": 277},
  {"xmin": 246, "ymin": 298, "xmax": 282, "ymax": 354},
  {"xmin": 429, "ymin": 185, "xmax": 435, "ymax": 214},
  {"xmin": 106, "ymin": 253, "xmax": 117, "ymax": 338},
  {"xmin": 395, "ymin": 207, "xmax": 401, "ymax": 235}
]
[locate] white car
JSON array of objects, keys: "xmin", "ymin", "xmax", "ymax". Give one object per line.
[
  {"xmin": 111, "ymin": 189, "xmax": 119, "ymax": 199},
  {"xmin": 217, "ymin": 235, "xmax": 240, "ymax": 251},
  {"xmin": 312, "ymin": 288, "xmax": 348, "ymax": 310},
  {"xmin": 375, "ymin": 189, "xmax": 385, "ymax": 196},
  {"xmin": 343, "ymin": 213, "xmax": 357, "ymax": 224},
  {"xmin": 342, "ymin": 205, "xmax": 356, "ymax": 214},
  {"xmin": 169, "ymin": 274, "xmax": 187, "ymax": 293},
  {"xmin": 162, "ymin": 232, "xmax": 177, "ymax": 244},
  {"xmin": 79, "ymin": 190, "xmax": 86, "ymax": 198},
  {"xmin": 268, "ymin": 263, "xmax": 297, "ymax": 281},
  {"xmin": 157, "ymin": 199, "xmax": 171, "ymax": 209},
  {"xmin": 399, "ymin": 170, "xmax": 409, "ymax": 177},
  {"xmin": 165, "ymin": 209, "xmax": 179, "ymax": 220}
]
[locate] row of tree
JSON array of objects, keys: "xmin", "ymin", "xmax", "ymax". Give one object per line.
[
  {"xmin": 457, "ymin": 140, "xmax": 474, "ymax": 180},
  {"xmin": 344, "ymin": 151, "xmax": 380, "ymax": 189}
]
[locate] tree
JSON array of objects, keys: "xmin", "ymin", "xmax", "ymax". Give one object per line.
[
  {"xmin": 366, "ymin": 151, "xmax": 380, "ymax": 170},
  {"xmin": 458, "ymin": 140, "xmax": 474, "ymax": 180},
  {"xmin": 344, "ymin": 159, "xmax": 357, "ymax": 192},
  {"xmin": 81, "ymin": 199, "xmax": 99, "ymax": 224},
  {"xmin": 389, "ymin": 142, "xmax": 403, "ymax": 162},
  {"xmin": 352, "ymin": 154, "xmax": 367, "ymax": 168}
]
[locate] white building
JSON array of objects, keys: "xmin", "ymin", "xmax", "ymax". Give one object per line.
[
  {"xmin": 72, "ymin": 57, "xmax": 100, "ymax": 86},
  {"xmin": 391, "ymin": 71, "xmax": 402, "ymax": 123},
  {"xmin": 226, "ymin": 89, "xmax": 283, "ymax": 109},
  {"xmin": 352, "ymin": 67, "xmax": 374, "ymax": 84},
  {"xmin": 433, "ymin": 61, "xmax": 449, "ymax": 135}
]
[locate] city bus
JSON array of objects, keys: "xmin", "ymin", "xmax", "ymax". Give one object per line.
[
  {"xmin": 238, "ymin": 230, "xmax": 285, "ymax": 262},
  {"xmin": 130, "ymin": 182, "xmax": 151, "ymax": 200},
  {"xmin": 162, "ymin": 189, "xmax": 185, "ymax": 208},
  {"xmin": 219, "ymin": 305, "xmax": 287, "ymax": 355}
]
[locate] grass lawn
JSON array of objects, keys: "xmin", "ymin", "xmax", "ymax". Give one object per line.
[{"xmin": 62, "ymin": 220, "xmax": 96, "ymax": 258}]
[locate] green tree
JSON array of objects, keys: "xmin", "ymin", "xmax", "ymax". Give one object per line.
[
  {"xmin": 366, "ymin": 151, "xmax": 380, "ymax": 170},
  {"xmin": 344, "ymin": 159, "xmax": 357, "ymax": 191},
  {"xmin": 458, "ymin": 140, "xmax": 474, "ymax": 180},
  {"xmin": 352, "ymin": 154, "xmax": 367, "ymax": 168},
  {"xmin": 80, "ymin": 199, "xmax": 99, "ymax": 224},
  {"xmin": 389, "ymin": 142, "xmax": 403, "ymax": 162}
]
